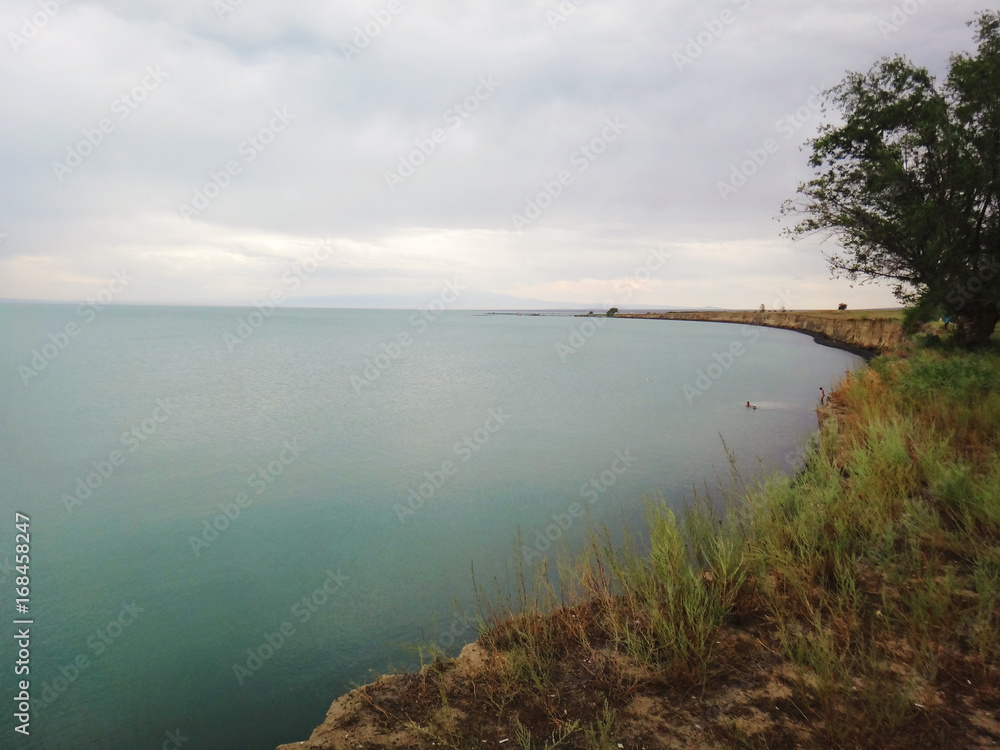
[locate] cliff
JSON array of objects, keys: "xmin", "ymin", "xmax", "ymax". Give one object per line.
[
  {"xmin": 275, "ymin": 643, "xmax": 490, "ymax": 750},
  {"xmin": 617, "ymin": 310, "xmax": 907, "ymax": 355}
]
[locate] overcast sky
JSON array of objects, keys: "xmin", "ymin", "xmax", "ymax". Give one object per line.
[{"xmin": 0, "ymin": 0, "xmax": 989, "ymax": 309}]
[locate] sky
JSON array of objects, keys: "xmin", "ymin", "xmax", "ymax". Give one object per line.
[{"xmin": 0, "ymin": 0, "xmax": 990, "ymax": 310}]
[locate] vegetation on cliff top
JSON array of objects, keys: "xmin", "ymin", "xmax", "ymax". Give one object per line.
[{"xmin": 782, "ymin": 12, "xmax": 1000, "ymax": 347}]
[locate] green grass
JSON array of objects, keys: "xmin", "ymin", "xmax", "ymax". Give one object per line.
[{"xmin": 795, "ymin": 308, "xmax": 905, "ymax": 320}]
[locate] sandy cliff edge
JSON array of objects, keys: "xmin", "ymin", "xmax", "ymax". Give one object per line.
[{"xmin": 616, "ymin": 310, "xmax": 906, "ymax": 356}]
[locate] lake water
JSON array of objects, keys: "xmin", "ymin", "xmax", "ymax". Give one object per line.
[{"xmin": 0, "ymin": 305, "xmax": 861, "ymax": 749}]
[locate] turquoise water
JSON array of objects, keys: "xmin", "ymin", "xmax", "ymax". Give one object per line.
[{"xmin": 0, "ymin": 305, "xmax": 861, "ymax": 749}]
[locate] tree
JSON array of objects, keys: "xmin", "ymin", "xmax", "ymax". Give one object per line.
[
  {"xmin": 606, "ymin": 307, "xmax": 619, "ymax": 317},
  {"xmin": 783, "ymin": 12, "xmax": 1000, "ymax": 347},
  {"xmin": 838, "ymin": 303, "xmax": 848, "ymax": 311}
]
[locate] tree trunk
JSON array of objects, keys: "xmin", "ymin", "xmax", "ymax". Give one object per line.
[{"xmin": 955, "ymin": 305, "xmax": 1000, "ymax": 347}]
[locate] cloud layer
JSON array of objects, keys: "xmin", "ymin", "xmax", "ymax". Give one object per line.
[{"xmin": 0, "ymin": 0, "xmax": 985, "ymax": 308}]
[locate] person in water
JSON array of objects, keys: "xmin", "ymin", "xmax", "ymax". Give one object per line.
[
  {"xmin": 746, "ymin": 401, "xmax": 757, "ymax": 409},
  {"xmin": 819, "ymin": 387, "xmax": 826, "ymax": 405}
]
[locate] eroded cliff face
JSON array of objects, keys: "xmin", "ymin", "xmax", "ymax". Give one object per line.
[
  {"xmin": 275, "ymin": 644, "xmax": 489, "ymax": 750},
  {"xmin": 619, "ymin": 311, "xmax": 906, "ymax": 354}
]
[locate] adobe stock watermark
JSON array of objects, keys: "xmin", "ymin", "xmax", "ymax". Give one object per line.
[
  {"xmin": 350, "ymin": 279, "xmax": 466, "ymax": 392},
  {"xmin": 879, "ymin": 0, "xmax": 933, "ymax": 40},
  {"xmin": 765, "ymin": 285, "xmax": 800, "ymax": 312},
  {"xmin": 232, "ymin": 568, "xmax": 350, "ymax": 685},
  {"xmin": 521, "ymin": 449, "xmax": 638, "ymax": 565},
  {"xmin": 607, "ymin": 245, "xmax": 674, "ymax": 310},
  {"xmin": 221, "ymin": 240, "xmax": 335, "ymax": 352},
  {"xmin": 7, "ymin": 0, "xmax": 71, "ymax": 54},
  {"xmin": 783, "ymin": 440, "xmax": 814, "ymax": 475},
  {"xmin": 393, "ymin": 408, "xmax": 511, "ymax": 523},
  {"xmin": 717, "ymin": 86, "xmax": 823, "ymax": 201},
  {"xmin": 189, "ymin": 439, "xmax": 304, "ymax": 555},
  {"xmin": 673, "ymin": 0, "xmax": 753, "ymax": 72},
  {"xmin": 556, "ymin": 246, "xmax": 672, "ymax": 363},
  {"xmin": 384, "ymin": 75, "xmax": 501, "ymax": 192},
  {"xmin": 556, "ymin": 315, "xmax": 610, "ymax": 364},
  {"xmin": 179, "ymin": 107, "xmax": 295, "ymax": 220},
  {"xmin": 52, "ymin": 66, "xmax": 168, "ymax": 183},
  {"xmin": 682, "ymin": 325, "xmax": 761, "ymax": 404},
  {"xmin": 945, "ymin": 256, "xmax": 999, "ymax": 311},
  {"xmin": 545, "ymin": 0, "xmax": 590, "ymax": 31},
  {"xmin": 33, "ymin": 601, "xmax": 143, "ymax": 715},
  {"xmin": 61, "ymin": 398, "xmax": 178, "ymax": 513},
  {"xmin": 510, "ymin": 116, "xmax": 628, "ymax": 230},
  {"xmin": 340, "ymin": 0, "xmax": 403, "ymax": 62},
  {"xmin": 159, "ymin": 729, "xmax": 189, "ymax": 750},
  {"xmin": 213, "ymin": 0, "xmax": 244, "ymax": 20},
  {"xmin": 18, "ymin": 270, "xmax": 133, "ymax": 386},
  {"xmin": 432, "ymin": 608, "xmax": 478, "ymax": 654}
]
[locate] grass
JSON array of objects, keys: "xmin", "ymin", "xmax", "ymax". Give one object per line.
[
  {"xmin": 795, "ymin": 308, "xmax": 905, "ymax": 320},
  {"xmin": 633, "ymin": 308, "xmax": 907, "ymax": 319},
  {"xmin": 327, "ymin": 343, "xmax": 1000, "ymax": 749}
]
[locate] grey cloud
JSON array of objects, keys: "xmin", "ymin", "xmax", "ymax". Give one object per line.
[{"xmin": 0, "ymin": 0, "xmax": 985, "ymax": 308}]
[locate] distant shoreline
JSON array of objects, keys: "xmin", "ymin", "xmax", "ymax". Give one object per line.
[{"xmin": 612, "ymin": 310, "xmax": 906, "ymax": 359}]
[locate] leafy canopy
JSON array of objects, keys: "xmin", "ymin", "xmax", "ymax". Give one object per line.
[{"xmin": 783, "ymin": 12, "xmax": 999, "ymax": 346}]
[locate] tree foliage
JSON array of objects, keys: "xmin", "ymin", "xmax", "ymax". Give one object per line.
[{"xmin": 783, "ymin": 12, "xmax": 1000, "ymax": 346}]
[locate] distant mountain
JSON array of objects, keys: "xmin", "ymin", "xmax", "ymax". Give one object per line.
[
  {"xmin": 286, "ymin": 292, "xmax": 727, "ymax": 312},
  {"xmin": 287, "ymin": 291, "xmax": 591, "ymax": 310}
]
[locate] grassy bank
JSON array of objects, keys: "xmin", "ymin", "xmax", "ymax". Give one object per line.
[{"xmin": 279, "ymin": 343, "xmax": 1000, "ymax": 749}]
